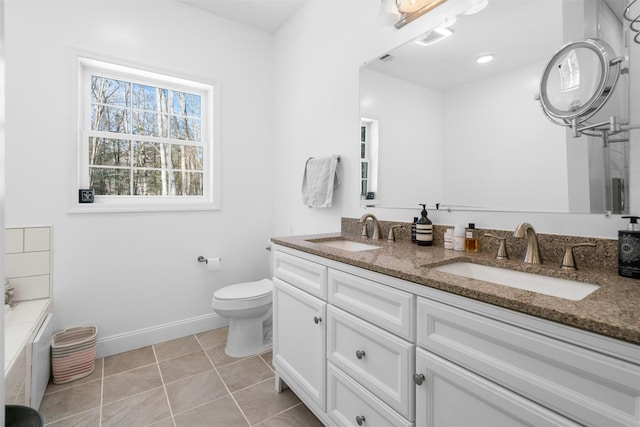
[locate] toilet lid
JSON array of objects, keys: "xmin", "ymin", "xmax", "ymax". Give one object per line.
[{"xmin": 214, "ymin": 278, "xmax": 273, "ymax": 301}]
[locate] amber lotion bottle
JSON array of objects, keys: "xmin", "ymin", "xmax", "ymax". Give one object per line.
[{"xmin": 465, "ymin": 223, "xmax": 479, "ymax": 252}]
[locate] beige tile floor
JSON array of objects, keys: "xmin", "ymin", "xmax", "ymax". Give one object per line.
[{"xmin": 39, "ymin": 327, "xmax": 323, "ymax": 427}]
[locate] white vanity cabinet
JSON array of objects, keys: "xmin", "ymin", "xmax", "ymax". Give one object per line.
[
  {"xmin": 415, "ymin": 296, "xmax": 640, "ymax": 427},
  {"xmin": 273, "ymin": 250, "xmax": 328, "ymax": 415},
  {"xmin": 272, "ymin": 244, "xmax": 640, "ymax": 427}
]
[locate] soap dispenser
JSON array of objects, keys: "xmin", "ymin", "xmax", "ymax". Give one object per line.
[
  {"xmin": 619, "ymin": 216, "xmax": 640, "ymax": 279},
  {"xmin": 411, "ymin": 217, "xmax": 418, "ymax": 244},
  {"xmin": 416, "ymin": 204, "xmax": 433, "ymax": 247}
]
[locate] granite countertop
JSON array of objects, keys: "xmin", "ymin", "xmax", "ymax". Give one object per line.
[{"xmin": 271, "ymin": 233, "xmax": 640, "ymax": 345}]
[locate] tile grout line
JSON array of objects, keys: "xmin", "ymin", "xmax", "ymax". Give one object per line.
[
  {"xmin": 152, "ymin": 344, "xmax": 178, "ymax": 427},
  {"xmin": 42, "ymin": 359, "xmax": 105, "ymax": 426},
  {"xmin": 99, "ymin": 358, "xmax": 104, "ymax": 427},
  {"xmin": 258, "ymin": 402, "xmax": 305, "ymax": 424},
  {"xmin": 195, "ymin": 333, "xmax": 253, "ymax": 426}
]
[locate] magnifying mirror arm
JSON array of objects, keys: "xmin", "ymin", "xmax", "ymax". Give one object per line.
[{"xmin": 570, "ymin": 116, "xmax": 640, "ymax": 138}]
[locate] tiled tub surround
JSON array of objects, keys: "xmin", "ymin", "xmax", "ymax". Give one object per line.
[
  {"xmin": 272, "ymin": 218, "xmax": 640, "ymax": 345},
  {"xmin": 39, "ymin": 329, "xmax": 322, "ymax": 427},
  {"xmin": 5, "ymin": 226, "xmax": 52, "ymax": 300}
]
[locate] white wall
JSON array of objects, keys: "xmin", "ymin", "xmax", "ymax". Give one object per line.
[
  {"xmin": 442, "ymin": 59, "xmax": 570, "ymax": 212},
  {"xmin": 360, "ymin": 68, "xmax": 444, "ymax": 207},
  {"xmin": 273, "ymin": 0, "xmax": 476, "ymax": 236},
  {"xmin": 274, "ymin": 0, "xmax": 639, "ymax": 239},
  {"xmin": 5, "ymin": 0, "xmax": 275, "ymax": 356}
]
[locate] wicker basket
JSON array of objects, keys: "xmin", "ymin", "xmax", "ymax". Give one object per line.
[{"xmin": 51, "ymin": 326, "xmax": 98, "ymax": 385}]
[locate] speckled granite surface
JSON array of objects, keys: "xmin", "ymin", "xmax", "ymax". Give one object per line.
[{"xmin": 272, "ymin": 220, "xmax": 640, "ymax": 345}]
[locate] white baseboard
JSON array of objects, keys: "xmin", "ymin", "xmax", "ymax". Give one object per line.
[{"xmin": 96, "ymin": 313, "xmax": 229, "ymax": 358}]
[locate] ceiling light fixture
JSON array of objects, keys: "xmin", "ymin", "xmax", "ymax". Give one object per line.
[
  {"xmin": 381, "ymin": 0, "xmax": 448, "ymax": 29},
  {"xmin": 464, "ymin": 0, "xmax": 489, "ymax": 15},
  {"xmin": 476, "ymin": 53, "xmax": 495, "ymax": 64},
  {"xmin": 378, "ymin": 0, "xmax": 402, "ymax": 26},
  {"xmin": 398, "ymin": 0, "xmax": 425, "ymax": 13}
]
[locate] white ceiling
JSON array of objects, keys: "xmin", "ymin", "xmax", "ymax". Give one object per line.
[
  {"xmin": 365, "ymin": 0, "xmax": 629, "ymax": 91},
  {"xmin": 367, "ymin": 0, "xmax": 564, "ymax": 90},
  {"xmin": 176, "ymin": 0, "xmax": 309, "ymax": 33}
]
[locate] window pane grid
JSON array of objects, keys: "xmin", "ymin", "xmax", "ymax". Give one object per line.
[
  {"xmin": 91, "ymin": 75, "xmax": 202, "ymax": 142},
  {"xmin": 86, "ymin": 130, "xmax": 203, "ymax": 148},
  {"xmin": 80, "ymin": 57, "xmax": 215, "ymax": 207}
]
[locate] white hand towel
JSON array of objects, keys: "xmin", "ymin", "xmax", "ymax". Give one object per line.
[{"xmin": 301, "ymin": 155, "xmax": 340, "ymax": 208}]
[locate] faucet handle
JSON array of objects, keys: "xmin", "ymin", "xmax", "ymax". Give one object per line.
[
  {"xmin": 560, "ymin": 242, "xmax": 596, "ymax": 270},
  {"xmin": 360, "ymin": 221, "xmax": 369, "ymax": 238},
  {"xmin": 387, "ymin": 225, "xmax": 403, "ymax": 242},
  {"xmin": 485, "ymin": 233, "xmax": 509, "ymax": 260}
]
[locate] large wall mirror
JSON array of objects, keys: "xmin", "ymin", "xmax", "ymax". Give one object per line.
[{"xmin": 360, "ymin": 0, "xmax": 632, "ymax": 214}]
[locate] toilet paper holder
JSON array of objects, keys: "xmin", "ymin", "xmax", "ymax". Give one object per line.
[{"xmin": 197, "ymin": 256, "xmax": 221, "ymax": 264}]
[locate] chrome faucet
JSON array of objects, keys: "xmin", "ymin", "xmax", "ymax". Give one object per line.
[
  {"xmin": 513, "ymin": 223, "xmax": 542, "ymax": 264},
  {"xmin": 5, "ymin": 281, "xmax": 16, "ymax": 309},
  {"xmin": 359, "ymin": 213, "xmax": 383, "ymax": 240}
]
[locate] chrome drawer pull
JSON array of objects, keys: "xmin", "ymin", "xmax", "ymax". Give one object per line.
[
  {"xmin": 414, "ymin": 373, "xmax": 425, "ymax": 385},
  {"xmin": 355, "ymin": 350, "xmax": 366, "ymax": 360},
  {"xmin": 313, "ymin": 316, "xmax": 322, "ymax": 324},
  {"xmin": 356, "ymin": 415, "xmax": 366, "ymax": 425}
]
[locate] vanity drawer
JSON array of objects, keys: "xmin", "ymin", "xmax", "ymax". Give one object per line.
[
  {"xmin": 327, "ymin": 305, "xmax": 415, "ymax": 420},
  {"xmin": 417, "ymin": 297, "xmax": 640, "ymax": 427},
  {"xmin": 327, "ymin": 363, "xmax": 413, "ymax": 427},
  {"xmin": 328, "ymin": 269, "xmax": 414, "ymax": 340},
  {"xmin": 273, "ymin": 250, "xmax": 327, "ymax": 299}
]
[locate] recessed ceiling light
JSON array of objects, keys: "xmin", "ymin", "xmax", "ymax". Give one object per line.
[{"xmin": 476, "ymin": 53, "xmax": 495, "ymax": 64}]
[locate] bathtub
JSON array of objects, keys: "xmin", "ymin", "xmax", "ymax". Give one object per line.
[{"xmin": 4, "ymin": 298, "xmax": 52, "ymax": 406}]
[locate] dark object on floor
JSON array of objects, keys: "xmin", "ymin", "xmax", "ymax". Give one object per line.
[{"xmin": 5, "ymin": 405, "xmax": 44, "ymax": 427}]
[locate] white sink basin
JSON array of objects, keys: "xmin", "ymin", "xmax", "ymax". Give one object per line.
[
  {"xmin": 316, "ymin": 239, "xmax": 382, "ymax": 252},
  {"xmin": 434, "ymin": 262, "xmax": 599, "ymax": 301}
]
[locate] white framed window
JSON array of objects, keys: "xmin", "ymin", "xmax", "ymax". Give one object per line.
[
  {"xmin": 360, "ymin": 116, "xmax": 378, "ymax": 204},
  {"xmin": 72, "ymin": 54, "xmax": 220, "ymax": 212}
]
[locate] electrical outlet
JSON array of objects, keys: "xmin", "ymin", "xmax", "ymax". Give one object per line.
[{"xmin": 79, "ymin": 189, "xmax": 94, "ymax": 203}]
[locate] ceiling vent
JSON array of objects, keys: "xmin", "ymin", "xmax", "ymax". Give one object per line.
[{"xmin": 415, "ymin": 28, "xmax": 454, "ymax": 47}]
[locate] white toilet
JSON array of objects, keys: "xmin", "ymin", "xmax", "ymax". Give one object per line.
[{"xmin": 211, "ymin": 278, "xmax": 273, "ymax": 357}]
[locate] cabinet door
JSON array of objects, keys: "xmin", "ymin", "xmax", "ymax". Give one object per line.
[
  {"xmin": 415, "ymin": 348, "xmax": 579, "ymax": 427},
  {"xmin": 273, "ymin": 278, "xmax": 326, "ymax": 410}
]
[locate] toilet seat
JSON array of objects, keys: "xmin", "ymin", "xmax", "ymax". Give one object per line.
[
  {"xmin": 211, "ymin": 279, "xmax": 273, "ymax": 311},
  {"xmin": 214, "ymin": 278, "xmax": 272, "ymax": 301}
]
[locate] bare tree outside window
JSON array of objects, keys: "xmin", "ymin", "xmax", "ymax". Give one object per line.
[{"xmin": 88, "ymin": 75, "xmax": 204, "ymax": 197}]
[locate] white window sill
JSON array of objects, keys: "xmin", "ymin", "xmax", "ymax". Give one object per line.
[{"xmin": 69, "ymin": 200, "xmax": 221, "ymax": 214}]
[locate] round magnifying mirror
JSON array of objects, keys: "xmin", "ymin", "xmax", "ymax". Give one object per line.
[{"xmin": 540, "ymin": 38, "xmax": 622, "ymax": 127}]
